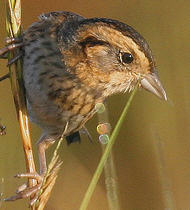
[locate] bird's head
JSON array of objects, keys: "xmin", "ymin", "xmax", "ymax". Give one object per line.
[{"xmin": 61, "ymin": 16, "xmax": 167, "ymax": 100}]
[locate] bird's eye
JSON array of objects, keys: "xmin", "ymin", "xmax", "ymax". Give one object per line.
[{"xmin": 120, "ymin": 52, "xmax": 134, "ymax": 64}]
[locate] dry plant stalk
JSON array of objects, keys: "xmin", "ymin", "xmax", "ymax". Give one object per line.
[
  {"xmin": 97, "ymin": 105, "xmax": 121, "ymax": 210},
  {"xmin": 6, "ymin": 1, "xmax": 36, "ymax": 209},
  {"xmin": 102, "ymin": 149, "xmax": 121, "ymax": 210},
  {"xmin": 34, "ymin": 156, "xmax": 63, "ymax": 209},
  {"xmin": 6, "ymin": 0, "xmax": 37, "ymax": 189}
]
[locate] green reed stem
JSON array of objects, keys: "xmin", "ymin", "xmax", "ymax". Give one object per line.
[{"xmin": 79, "ymin": 85, "xmax": 138, "ymax": 210}]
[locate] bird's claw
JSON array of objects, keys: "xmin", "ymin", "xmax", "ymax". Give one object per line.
[
  {"xmin": 14, "ymin": 172, "xmax": 43, "ymax": 183},
  {"xmin": 0, "ymin": 36, "xmax": 23, "ymax": 65},
  {"xmin": 0, "ymin": 36, "xmax": 23, "ymax": 82},
  {"xmin": 0, "ymin": 42, "xmax": 23, "ymax": 57},
  {"xmin": 5, "ymin": 172, "xmax": 44, "ymax": 206}
]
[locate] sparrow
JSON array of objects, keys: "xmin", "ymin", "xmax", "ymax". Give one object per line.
[{"xmin": 0, "ymin": 11, "xmax": 167, "ymax": 202}]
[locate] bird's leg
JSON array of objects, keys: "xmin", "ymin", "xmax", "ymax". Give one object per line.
[
  {"xmin": 80, "ymin": 126, "xmax": 93, "ymax": 143},
  {"xmin": 5, "ymin": 134, "xmax": 56, "ymax": 203},
  {"xmin": 37, "ymin": 135, "xmax": 56, "ymax": 176}
]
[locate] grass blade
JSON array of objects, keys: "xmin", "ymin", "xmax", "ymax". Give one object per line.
[{"xmin": 80, "ymin": 85, "xmax": 138, "ymax": 210}]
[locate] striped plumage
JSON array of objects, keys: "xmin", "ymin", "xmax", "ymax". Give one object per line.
[{"xmin": 6, "ymin": 11, "xmax": 166, "ymax": 201}]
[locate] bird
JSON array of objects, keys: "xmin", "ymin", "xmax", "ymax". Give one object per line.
[{"xmin": 0, "ymin": 11, "xmax": 167, "ymax": 202}]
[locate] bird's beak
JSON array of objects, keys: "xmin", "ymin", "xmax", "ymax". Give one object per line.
[{"xmin": 140, "ymin": 72, "xmax": 167, "ymax": 100}]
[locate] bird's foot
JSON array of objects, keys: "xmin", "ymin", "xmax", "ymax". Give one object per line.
[
  {"xmin": 5, "ymin": 172, "xmax": 44, "ymax": 206},
  {"xmin": 0, "ymin": 36, "xmax": 23, "ymax": 82},
  {"xmin": 0, "ymin": 37, "xmax": 23, "ymax": 60}
]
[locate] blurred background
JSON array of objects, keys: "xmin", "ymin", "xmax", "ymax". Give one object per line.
[{"xmin": 0, "ymin": 0, "xmax": 189, "ymax": 209}]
